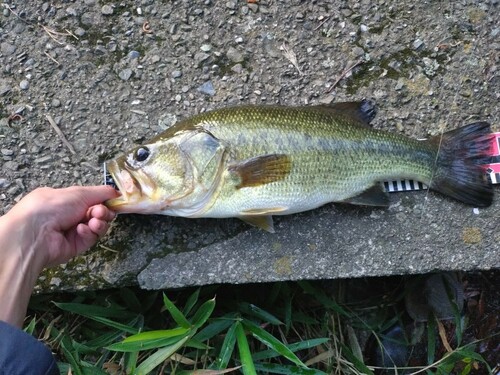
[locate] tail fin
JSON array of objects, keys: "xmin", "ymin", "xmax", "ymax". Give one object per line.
[{"xmin": 430, "ymin": 122, "xmax": 493, "ymax": 207}]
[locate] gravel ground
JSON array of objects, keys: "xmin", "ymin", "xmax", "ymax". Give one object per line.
[{"xmin": 0, "ymin": 0, "xmax": 498, "ymax": 292}]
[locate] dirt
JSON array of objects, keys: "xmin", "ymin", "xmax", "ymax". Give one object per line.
[{"xmin": 0, "ymin": 0, "xmax": 499, "ymax": 292}]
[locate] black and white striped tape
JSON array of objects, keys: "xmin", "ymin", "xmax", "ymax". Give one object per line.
[{"xmin": 383, "ymin": 171, "xmax": 498, "ymax": 193}]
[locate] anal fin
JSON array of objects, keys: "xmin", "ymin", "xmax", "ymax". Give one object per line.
[
  {"xmin": 239, "ymin": 215, "xmax": 275, "ymax": 233},
  {"xmin": 342, "ymin": 184, "xmax": 389, "ymax": 207}
]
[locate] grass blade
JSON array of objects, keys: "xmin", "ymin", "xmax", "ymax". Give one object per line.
[
  {"xmin": 254, "ymin": 362, "xmax": 328, "ymax": 375},
  {"xmin": 191, "ymin": 297, "xmax": 216, "ymax": 329},
  {"xmin": 214, "ymin": 321, "xmax": 238, "ymax": 370},
  {"xmin": 135, "ymin": 335, "xmax": 190, "ymax": 374},
  {"xmin": 238, "ymin": 303, "xmax": 283, "ymax": 325},
  {"xmin": 54, "ymin": 302, "xmax": 134, "ymax": 319},
  {"xmin": 297, "ymin": 281, "xmax": 348, "ymax": 317},
  {"xmin": 243, "ymin": 319, "xmax": 307, "ymax": 368},
  {"xmin": 107, "ymin": 328, "xmax": 190, "ymax": 352},
  {"xmin": 85, "ymin": 315, "xmax": 139, "ymax": 334},
  {"xmin": 339, "ymin": 342, "xmax": 374, "ymax": 375},
  {"xmin": 346, "ymin": 325, "xmax": 363, "ymax": 363},
  {"xmin": 427, "ymin": 316, "xmax": 437, "ymax": 365},
  {"xmin": 23, "ymin": 317, "xmax": 36, "ymax": 335},
  {"xmin": 163, "ymin": 293, "xmax": 191, "ymax": 329},
  {"xmin": 194, "ymin": 314, "xmax": 237, "ymax": 342},
  {"xmin": 183, "ymin": 288, "xmax": 201, "ymax": 316},
  {"xmin": 57, "ymin": 330, "xmax": 83, "ymax": 375},
  {"xmin": 252, "ymin": 338, "xmax": 329, "ymax": 361},
  {"xmin": 235, "ymin": 321, "xmax": 257, "ymax": 375},
  {"xmin": 124, "ymin": 351, "xmax": 138, "ymax": 374},
  {"xmin": 123, "ymin": 327, "xmax": 189, "ymax": 343}
]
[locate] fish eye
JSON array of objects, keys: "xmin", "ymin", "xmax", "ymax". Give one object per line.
[{"xmin": 134, "ymin": 147, "xmax": 150, "ymax": 162}]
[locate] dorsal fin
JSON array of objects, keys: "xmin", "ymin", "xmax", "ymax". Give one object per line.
[{"xmin": 313, "ymin": 99, "xmax": 376, "ymax": 126}]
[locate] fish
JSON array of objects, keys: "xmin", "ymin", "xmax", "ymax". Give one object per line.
[{"xmin": 105, "ymin": 100, "xmax": 493, "ymax": 232}]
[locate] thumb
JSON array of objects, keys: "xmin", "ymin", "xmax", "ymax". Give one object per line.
[{"xmin": 67, "ymin": 185, "xmax": 119, "ymax": 207}]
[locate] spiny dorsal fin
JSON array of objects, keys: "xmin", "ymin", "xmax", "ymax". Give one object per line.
[
  {"xmin": 313, "ymin": 99, "xmax": 376, "ymax": 126},
  {"xmin": 239, "ymin": 215, "xmax": 275, "ymax": 233},
  {"xmin": 228, "ymin": 154, "xmax": 292, "ymax": 189},
  {"xmin": 342, "ymin": 184, "xmax": 389, "ymax": 207}
]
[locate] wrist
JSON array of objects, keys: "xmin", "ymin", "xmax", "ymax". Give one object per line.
[{"xmin": 0, "ymin": 213, "xmax": 46, "ymax": 327}]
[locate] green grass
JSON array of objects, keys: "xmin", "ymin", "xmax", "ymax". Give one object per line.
[{"xmin": 26, "ymin": 274, "xmax": 498, "ymax": 374}]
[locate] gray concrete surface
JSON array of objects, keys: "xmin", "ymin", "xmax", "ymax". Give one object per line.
[
  {"xmin": 137, "ymin": 192, "xmax": 500, "ymax": 289},
  {"xmin": 0, "ymin": 1, "xmax": 498, "ymax": 292}
]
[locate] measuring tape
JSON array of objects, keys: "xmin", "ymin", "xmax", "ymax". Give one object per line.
[{"xmin": 104, "ymin": 133, "xmax": 500, "ymax": 193}]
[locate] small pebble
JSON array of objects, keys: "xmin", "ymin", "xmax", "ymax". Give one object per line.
[
  {"xmin": 231, "ymin": 64, "xmax": 243, "ymax": 74},
  {"xmin": 66, "ymin": 6, "xmax": 78, "ymax": 16},
  {"xmin": 1, "ymin": 42, "xmax": 16, "ymax": 56},
  {"xmin": 198, "ymin": 81, "xmax": 216, "ymax": 96},
  {"xmin": 51, "ymin": 98, "xmax": 61, "ymax": 107},
  {"xmin": 128, "ymin": 50, "xmax": 140, "ymax": 59},
  {"xmin": 195, "ymin": 52, "xmax": 210, "ymax": 64},
  {"xmin": 413, "ymin": 38, "xmax": 424, "ymax": 50},
  {"xmin": 19, "ymin": 80, "xmax": 29, "ymax": 90},
  {"xmin": 171, "ymin": 70, "xmax": 182, "ymax": 78},
  {"xmin": 226, "ymin": 1, "xmax": 237, "ymax": 10},
  {"xmin": 319, "ymin": 95, "xmax": 335, "ymax": 104},
  {"xmin": 200, "ymin": 44, "xmax": 212, "ymax": 52},
  {"xmin": 0, "ymin": 178, "xmax": 10, "ymax": 189},
  {"xmin": 0, "ymin": 85, "xmax": 12, "ymax": 96},
  {"xmin": 74, "ymin": 27, "xmax": 86, "ymax": 37},
  {"xmin": 248, "ymin": 3, "xmax": 258, "ymax": 12},
  {"xmin": 3, "ymin": 8, "xmax": 10, "ymax": 17},
  {"xmin": 158, "ymin": 113, "xmax": 177, "ymax": 130},
  {"xmin": 226, "ymin": 46, "xmax": 244, "ymax": 63},
  {"xmin": 395, "ymin": 80, "xmax": 405, "ymax": 91},
  {"xmin": 352, "ymin": 46, "xmax": 364, "ymax": 58},
  {"xmin": 119, "ymin": 68, "xmax": 133, "ymax": 81},
  {"xmin": 101, "ymin": 4, "xmax": 114, "ymax": 15},
  {"xmin": 1, "ymin": 149, "xmax": 14, "ymax": 156},
  {"xmin": 35, "ymin": 155, "xmax": 52, "ymax": 164}
]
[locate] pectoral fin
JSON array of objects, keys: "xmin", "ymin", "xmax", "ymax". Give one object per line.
[
  {"xmin": 342, "ymin": 184, "xmax": 389, "ymax": 207},
  {"xmin": 239, "ymin": 215, "xmax": 275, "ymax": 233},
  {"xmin": 229, "ymin": 154, "xmax": 292, "ymax": 189}
]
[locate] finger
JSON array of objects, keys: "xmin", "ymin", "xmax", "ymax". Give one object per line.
[
  {"xmin": 87, "ymin": 204, "xmax": 116, "ymax": 222},
  {"xmin": 67, "ymin": 185, "xmax": 119, "ymax": 207},
  {"xmin": 74, "ymin": 223, "xmax": 100, "ymax": 255},
  {"xmin": 88, "ymin": 217, "xmax": 110, "ymax": 238}
]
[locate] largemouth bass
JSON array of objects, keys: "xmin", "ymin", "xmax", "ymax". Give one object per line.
[{"xmin": 105, "ymin": 101, "xmax": 493, "ymax": 232}]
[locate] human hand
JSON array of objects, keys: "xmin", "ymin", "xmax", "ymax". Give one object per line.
[
  {"xmin": 0, "ymin": 186, "xmax": 118, "ymax": 327},
  {"xmin": 3, "ymin": 186, "xmax": 118, "ymax": 268}
]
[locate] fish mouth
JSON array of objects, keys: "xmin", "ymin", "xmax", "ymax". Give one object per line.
[{"xmin": 104, "ymin": 160, "xmax": 144, "ymax": 212}]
